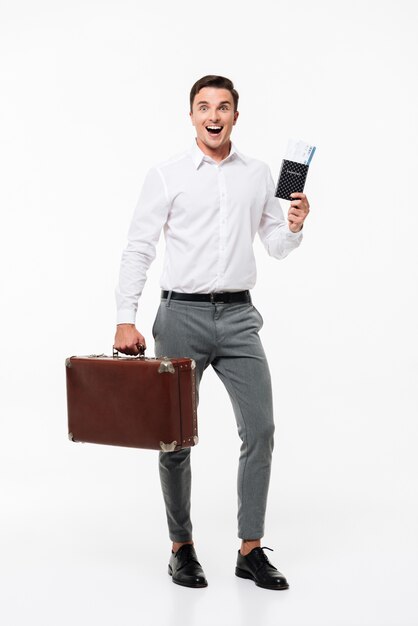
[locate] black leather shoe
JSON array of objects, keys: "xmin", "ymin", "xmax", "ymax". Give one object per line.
[
  {"xmin": 168, "ymin": 544, "xmax": 208, "ymax": 588},
  {"xmin": 235, "ymin": 546, "xmax": 289, "ymax": 590}
]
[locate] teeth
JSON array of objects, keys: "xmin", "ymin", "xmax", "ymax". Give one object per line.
[{"xmin": 207, "ymin": 126, "xmax": 222, "ymax": 130}]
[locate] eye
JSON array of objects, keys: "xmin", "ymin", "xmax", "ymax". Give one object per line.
[{"xmin": 200, "ymin": 106, "xmax": 208, "ymax": 111}]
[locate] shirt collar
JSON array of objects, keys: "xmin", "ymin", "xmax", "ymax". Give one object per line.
[{"xmin": 189, "ymin": 139, "xmax": 247, "ymax": 169}]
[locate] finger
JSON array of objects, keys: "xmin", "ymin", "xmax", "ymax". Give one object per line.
[
  {"xmin": 290, "ymin": 198, "xmax": 309, "ymax": 209},
  {"xmin": 289, "ymin": 205, "xmax": 309, "ymax": 218},
  {"xmin": 137, "ymin": 338, "xmax": 146, "ymax": 350},
  {"xmin": 125, "ymin": 345, "xmax": 137, "ymax": 355},
  {"xmin": 290, "ymin": 194, "xmax": 310, "ymax": 212},
  {"xmin": 290, "ymin": 192, "xmax": 306, "ymax": 200},
  {"xmin": 114, "ymin": 346, "xmax": 128, "ymax": 355},
  {"xmin": 290, "ymin": 202, "xmax": 309, "ymax": 214},
  {"xmin": 288, "ymin": 212, "xmax": 304, "ymax": 223},
  {"xmin": 288, "ymin": 219, "xmax": 304, "ymax": 228},
  {"xmin": 115, "ymin": 344, "xmax": 137, "ymax": 356}
]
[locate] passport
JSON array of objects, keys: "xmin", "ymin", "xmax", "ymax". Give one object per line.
[{"xmin": 275, "ymin": 139, "xmax": 316, "ymax": 201}]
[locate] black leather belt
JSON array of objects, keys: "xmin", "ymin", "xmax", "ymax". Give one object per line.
[{"xmin": 161, "ymin": 290, "xmax": 251, "ymax": 304}]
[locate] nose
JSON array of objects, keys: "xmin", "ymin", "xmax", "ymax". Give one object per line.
[{"xmin": 208, "ymin": 108, "xmax": 220, "ymax": 122}]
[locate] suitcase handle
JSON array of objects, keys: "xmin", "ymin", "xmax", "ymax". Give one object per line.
[{"xmin": 112, "ymin": 344, "xmax": 145, "ymax": 358}]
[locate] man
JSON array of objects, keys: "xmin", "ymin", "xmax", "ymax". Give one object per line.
[{"xmin": 114, "ymin": 75, "xmax": 310, "ymax": 590}]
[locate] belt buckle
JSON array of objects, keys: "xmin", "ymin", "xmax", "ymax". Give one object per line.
[{"xmin": 211, "ymin": 292, "xmax": 225, "ymax": 304}]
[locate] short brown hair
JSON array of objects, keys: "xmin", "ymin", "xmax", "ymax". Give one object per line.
[{"xmin": 190, "ymin": 75, "xmax": 239, "ymax": 112}]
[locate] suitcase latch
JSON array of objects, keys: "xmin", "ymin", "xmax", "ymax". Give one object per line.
[{"xmin": 158, "ymin": 358, "xmax": 175, "ymax": 374}]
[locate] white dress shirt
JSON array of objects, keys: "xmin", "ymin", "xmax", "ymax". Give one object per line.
[{"xmin": 116, "ymin": 140, "xmax": 303, "ymax": 324}]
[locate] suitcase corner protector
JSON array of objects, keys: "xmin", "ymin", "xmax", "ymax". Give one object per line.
[
  {"xmin": 160, "ymin": 440, "xmax": 178, "ymax": 452},
  {"xmin": 158, "ymin": 358, "xmax": 175, "ymax": 374}
]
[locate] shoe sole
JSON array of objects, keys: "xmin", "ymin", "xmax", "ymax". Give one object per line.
[
  {"xmin": 168, "ymin": 565, "xmax": 208, "ymax": 588},
  {"xmin": 235, "ymin": 567, "xmax": 289, "ymax": 590}
]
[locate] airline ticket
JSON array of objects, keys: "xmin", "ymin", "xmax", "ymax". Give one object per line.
[{"xmin": 285, "ymin": 138, "xmax": 316, "ymax": 165}]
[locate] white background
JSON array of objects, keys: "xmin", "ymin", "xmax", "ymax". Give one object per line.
[{"xmin": 1, "ymin": 1, "xmax": 417, "ymax": 624}]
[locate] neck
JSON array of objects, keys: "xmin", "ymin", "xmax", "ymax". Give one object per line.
[{"xmin": 196, "ymin": 138, "xmax": 231, "ymax": 163}]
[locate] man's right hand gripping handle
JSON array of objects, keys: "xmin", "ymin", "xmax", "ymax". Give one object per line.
[{"xmin": 113, "ymin": 324, "xmax": 146, "ymax": 355}]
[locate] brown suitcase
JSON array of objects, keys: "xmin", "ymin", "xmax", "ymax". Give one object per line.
[{"xmin": 65, "ymin": 350, "xmax": 198, "ymax": 452}]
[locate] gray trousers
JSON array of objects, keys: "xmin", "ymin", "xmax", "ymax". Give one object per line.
[{"xmin": 152, "ymin": 293, "xmax": 275, "ymax": 541}]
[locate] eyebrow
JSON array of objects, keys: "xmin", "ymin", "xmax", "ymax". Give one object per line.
[{"xmin": 196, "ymin": 100, "xmax": 232, "ymax": 106}]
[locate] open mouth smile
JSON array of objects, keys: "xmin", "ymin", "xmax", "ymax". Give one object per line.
[{"xmin": 206, "ymin": 125, "xmax": 223, "ymax": 136}]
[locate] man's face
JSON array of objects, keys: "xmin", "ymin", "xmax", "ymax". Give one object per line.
[{"xmin": 190, "ymin": 87, "xmax": 239, "ymax": 156}]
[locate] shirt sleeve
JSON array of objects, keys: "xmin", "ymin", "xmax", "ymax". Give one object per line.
[
  {"xmin": 257, "ymin": 165, "xmax": 303, "ymax": 260},
  {"xmin": 115, "ymin": 167, "xmax": 170, "ymax": 324}
]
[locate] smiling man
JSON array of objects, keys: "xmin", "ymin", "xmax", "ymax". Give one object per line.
[
  {"xmin": 191, "ymin": 87, "xmax": 239, "ymax": 159},
  {"xmin": 114, "ymin": 75, "xmax": 310, "ymax": 590}
]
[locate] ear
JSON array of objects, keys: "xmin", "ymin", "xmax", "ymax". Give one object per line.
[
  {"xmin": 189, "ymin": 111, "xmax": 195, "ymax": 126},
  {"xmin": 233, "ymin": 111, "xmax": 239, "ymax": 125}
]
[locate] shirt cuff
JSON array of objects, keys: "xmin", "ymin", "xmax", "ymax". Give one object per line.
[
  {"xmin": 117, "ymin": 309, "xmax": 137, "ymax": 325},
  {"xmin": 285, "ymin": 224, "xmax": 304, "ymax": 239}
]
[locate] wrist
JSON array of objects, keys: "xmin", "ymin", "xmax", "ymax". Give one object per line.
[{"xmin": 289, "ymin": 223, "xmax": 303, "ymax": 233}]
